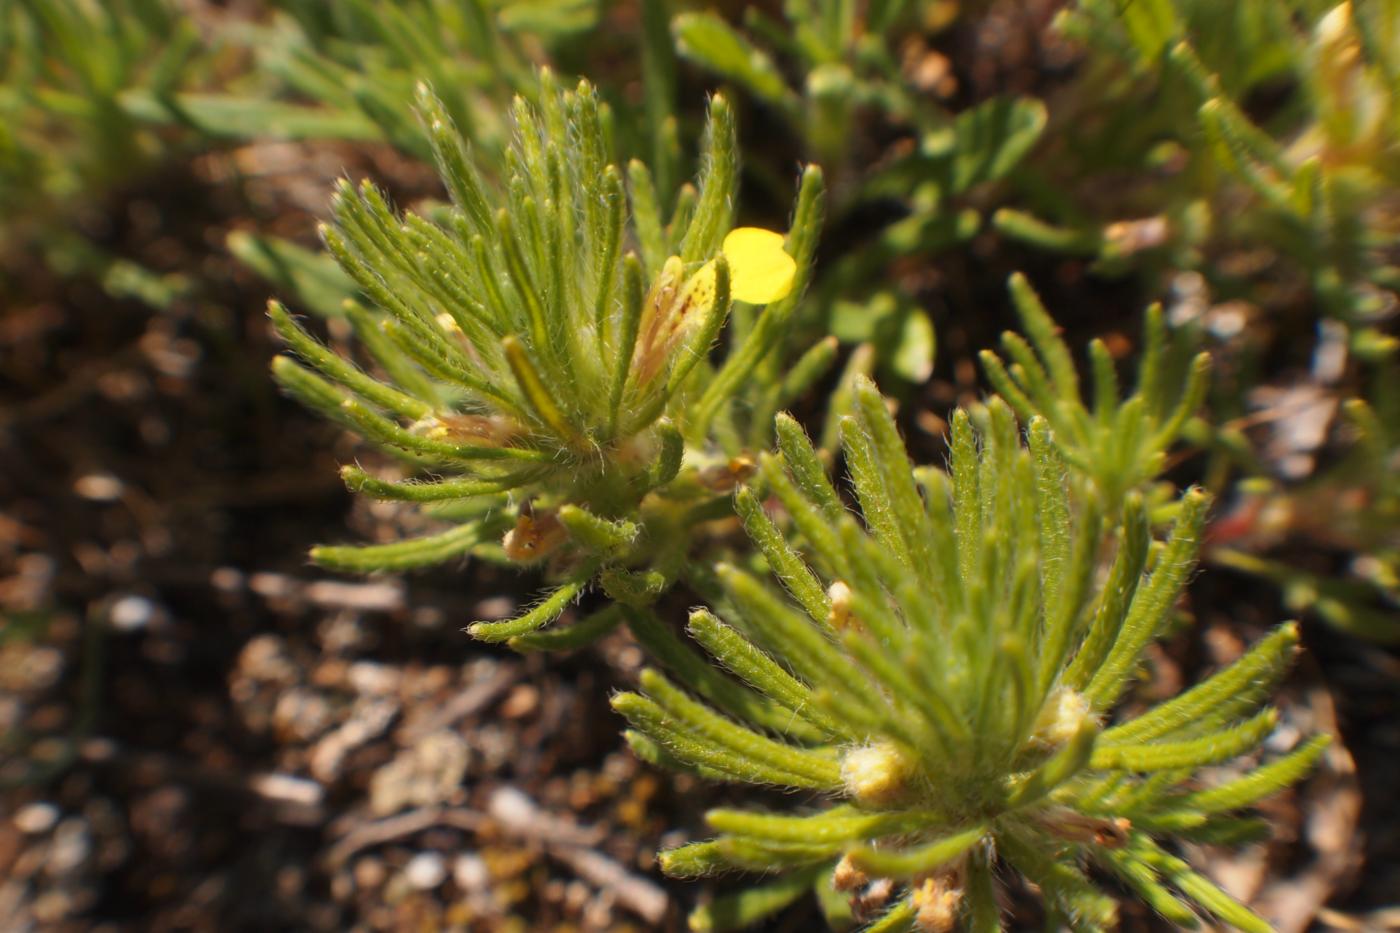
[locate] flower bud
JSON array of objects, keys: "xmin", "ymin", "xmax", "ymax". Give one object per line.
[
  {"xmin": 503, "ymin": 511, "xmax": 567, "ymax": 563},
  {"xmin": 827, "ymin": 580, "xmax": 854, "ymax": 629},
  {"xmin": 697, "ymin": 455, "xmax": 756, "ymax": 492},
  {"xmin": 912, "ymin": 875, "xmax": 963, "ymax": 933},
  {"xmin": 426, "ymin": 413, "xmax": 521, "ymax": 446},
  {"xmin": 1031, "ymin": 687, "xmax": 1090, "ymax": 749},
  {"xmin": 832, "ymin": 854, "xmax": 869, "ymax": 892},
  {"xmin": 841, "ymin": 741, "xmax": 916, "ymax": 805}
]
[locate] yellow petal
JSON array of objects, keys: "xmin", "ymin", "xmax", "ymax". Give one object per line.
[
  {"xmin": 722, "ymin": 226, "xmax": 796, "ymax": 304},
  {"xmin": 682, "ymin": 259, "xmax": 718, "ymax": 313}
]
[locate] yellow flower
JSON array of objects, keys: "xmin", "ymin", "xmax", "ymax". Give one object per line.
[
  {"xmin": 721, "ymin": 227, "xmax": 797, "ymax": 304},
  {"xmin": 630, "ymin": 227, "xmax": 796, "ymax": 387},
  {"xmin": 722, "ymin": 227, "xmax": 796, "ymax": 303},
  {"xmin": 684, "ymin": 227, "xmax": 797, "ymax": 307}
]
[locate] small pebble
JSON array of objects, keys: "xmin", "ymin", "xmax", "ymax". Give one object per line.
[
  {"xmin": 404, "ymin": 852, "xmax": 447, "ymax": 890},
  {"xmin": 273, "ymin": 689, "xmax": 334, "ymax": 742},
  {"xmin": 354, "ymin": 856, "xmax": 387, "ymax": 891},
  {"xmin": 472, "ymin": 596, "xmax": 515, "ymax": 620},
  {"xmin": 13, "ymin": 647, "xmax": 63, "ymax": 690},
  {"xmin": 48, "ymin": 819, "xmax": 92, "ymax": 874},
  {"xmin": 411, "ymin": 605, "xmax": 445, "ymax": 628},
  {"xmin": 14, "ymin": 802, "xmax": 59, "ymax": 835},
  {"xmin": 500, "ymin": 684, "xmax": 539, "ymax": 719},
  {"xmin": 453, "ymin": 853, "xmax": 488, "ymax": 891},
  {"xmin": 348, "ymin": 661, "xmax": 399, "ymax": 696},
  {"xmin": 210, "ymin": 566, "xmax": 245, "ymax": 593},
  {"xmin": 74, "ymin": 473, "xmax": 123, "ymax": 501},
  {"xmin": 109, "ymin": 595, "xmax": 157, "ymax": 632}
]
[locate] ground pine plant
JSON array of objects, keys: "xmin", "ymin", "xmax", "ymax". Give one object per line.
[
  {"xmin": 269, "ymin": 71, "xmax": 823, "ymax": 641},
  {"xmin": 979, "ymin": 273, "xmax": 1210, "ymax": 512},
  {"xmin": 266, "ymin": 66, "xmax": 1325, "ymax": 932},
  {"xmin": 615, "ymin": 377, "xmax": 1326, "ymax": 932}
]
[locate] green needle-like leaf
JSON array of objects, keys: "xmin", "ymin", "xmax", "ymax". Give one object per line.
[
  {"xmin": 847, "ymin": 824, "xmax": 987, "ymax": 878},
  {"xmin": 1177, "ymin": 734, "xmax": 1330, "ymax": 813},
  {"xmin": 1087, "ymin": 488, "xmax": 1209, "ymax": 710},
  {"xmin": 508, "ymin": 604, "xmax": 626, "ymax": 652},
  {"xmin": 1091, "ymin": 709, "xmax": 1278, "ymax": 772},
  {"xmin": 688, "ymin": 864, "xmax": 827, "ymax": 933},
  {"xmin": 468, "ymin": 564, "xmax": 598, "ymax": 642},
  {"xmin": 687, "ymin": 610, "xmax": 847, "ymax": 737},
  {"xmin": 627, "ymin": 609, "xmax": 827, "ymax": 741},
  {"xmin": 1103, "ymin": 623, "xmax": 1299, "ymax": 745},
  {"xmin": 734, "ymin": 487, "xmax": 829, "ymax": 623},
  {"xmin": 340, "ymin": 465, "xmax": 527, "ymax": 501},
  {"xmin": 311, "ymin": 521, "xmax": 490, "ymax": 573},
  {"xmin": 707, "ymin": 806, "xmax": 940, "ymax": 845},
  {"xmin": 637, "ymin": 669, "xmax": 843, "ymax": 787},
  {"xmin": 613, "ymin": 689, "xmax": 834, "ymax": 789},
  {"xmin": 556, "ymin": 504, "xmax": 638, "ymax": 555}
]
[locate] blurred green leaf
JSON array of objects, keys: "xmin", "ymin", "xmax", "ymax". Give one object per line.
[
  {"xmin": 672, "ymin": 12, "xmax": 797, "ymax": 115},
  {"xmin": 946, "ymin": 96, "xmax": 1047, "ymax": 194},
  {"xmin": 891, "ymin": 307, "xmax": 935, "ymax": 383},
  {"xmin": 119, "ymin": 91, "xmax": 381, "ymax": 140},
  {"xmin": 497, "ymin": 0, "xmax": 599, "ymax": 35},
  {"xmin": 229, "ymin": 232, "xmax": 357, "ymax": 320}
]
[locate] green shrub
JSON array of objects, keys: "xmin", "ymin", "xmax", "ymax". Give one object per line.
[
  {"xmin": 269, "ymin": 73, "xmax": 826, "ymax": 642},
  {"xmin": 618, "ymin": 379, "xmax": 1324, "ymax": 932},
  {"xmin": 259, "ymin": 30, "xmax": 1331, "ymax": 933}
]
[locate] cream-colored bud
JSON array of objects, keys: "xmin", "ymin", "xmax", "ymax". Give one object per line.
[
  {"xmin": 632, "ymin": 256, "xmax": 689, "ymax": 388},
  {"xmin": 1315, "ymin": 2, "xmax": 1353, "ymax": 50},
  {"xmin": 419, "ymin": 413, "xmax": 520, "ymax": 446},
  {"xmin": 1042, "ymin": 810, "xmax": 1132, "ymax": 847},
  {"xmin": 1031, "ymin": 687, "xmax": 1090, "ymax": 748},
  {"xmin": 851, "ymin": 877, "xmax": 894, "ymax": 920},
  {"xmin": 1104, "ymin": 216, "xmax": 1170, "ymax": 257},
  {"xmin": 502, "ymin": 511, "xmax": 567, "ymax": 563},
  {"xmin": 841, "ymin": 741, "xmax": 916, "ymax": 805},
  {"xmin": 832, "ymin": 854, "xmax": 868, "ymax": 892},
  {"xmin": 697, "ymin": 455, "xmax": 756, "ymax": 492},
  {"xmin": 826, "ymin": 580, "xmax": 854, "ymax": 629},
  {"xmin": 912, "ymin": 875, "xmax": 963, "ymax": 933}
]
